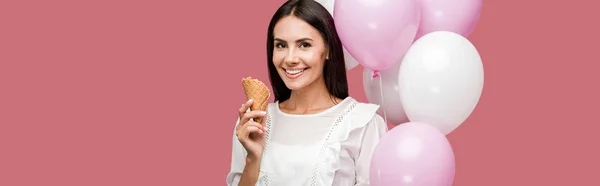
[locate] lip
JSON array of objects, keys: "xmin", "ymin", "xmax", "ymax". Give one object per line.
[
  {"xmin": 283, "ymin": 67, "xmax": 309, "ymax": 79},
  {"xmin": 284, "ymin": 67, "xmax": 308, "ymax": 70}
]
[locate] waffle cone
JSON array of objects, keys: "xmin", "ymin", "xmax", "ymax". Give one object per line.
[{"xmin": 242, "ymin": 77, "xmax": 270, "ymax": 123}]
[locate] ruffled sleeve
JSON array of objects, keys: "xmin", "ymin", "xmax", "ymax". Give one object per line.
[
  {"xmin": 331, "ymin": 101, "xmax": 389, "ymax": 186},
  {"xmin": 226, "ymin": 118, "xmax": 247, "ymax": 186},
  {"xmin": 353, "ymin": 114, "xmax": 387, "ymax": 186}
]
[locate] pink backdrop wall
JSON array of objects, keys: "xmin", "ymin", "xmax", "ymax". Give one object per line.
[{"xmin": 2, "ymin": 0, "xmax": 599, "ymax": 185}]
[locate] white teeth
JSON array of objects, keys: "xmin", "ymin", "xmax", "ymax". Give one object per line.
[{"xmin": 285, "ymin": 69, "xmax": 305, "ymax": 75}]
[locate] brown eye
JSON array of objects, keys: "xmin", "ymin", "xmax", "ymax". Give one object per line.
[
  {"xmin": 275, "ymin": 43, "xmax": 287, "ymax": 48},
  {"xmin": 299, "ymin": 42, "xmax": 311, "ymax": 48}
]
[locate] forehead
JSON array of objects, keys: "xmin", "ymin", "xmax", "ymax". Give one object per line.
[{"xmin": 273, "ymin": 16, "xmax": 322, "ymax": 41}]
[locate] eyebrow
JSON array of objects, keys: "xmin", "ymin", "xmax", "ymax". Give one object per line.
[{"xmin": 274, "ymin": 37, "xmax": 313, "ymax": 43}]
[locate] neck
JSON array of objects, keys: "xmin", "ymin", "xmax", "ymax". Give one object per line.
[{"xmin": 282, "ymin": 77, "xmax": 337, "ymax": 114}]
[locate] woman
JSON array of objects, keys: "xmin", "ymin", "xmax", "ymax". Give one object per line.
[{"xmin": 227, "ymin": 0, "xmax": 388, "ymax": 185}]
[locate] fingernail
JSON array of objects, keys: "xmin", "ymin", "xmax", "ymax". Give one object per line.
[
  {"xmin": 247, "ymin": 99, "xmax": 253, "ymax": 103},
  {"xmin": 260, "ymin": 111, "xmax": 267, "ymax": 115},
  {"xmin": 259, "ymin": 130, "xmax": 263, "ymax": 134}
]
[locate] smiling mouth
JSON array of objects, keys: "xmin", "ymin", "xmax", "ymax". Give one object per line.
[{"xmin": 284, "ymin": 68, "xmax": 309, "ymax": 75}]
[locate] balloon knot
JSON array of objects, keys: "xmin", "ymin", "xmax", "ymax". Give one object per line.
[{"xmin": 372, "ymin": 70, "xmax": 380, "ymax": 78}]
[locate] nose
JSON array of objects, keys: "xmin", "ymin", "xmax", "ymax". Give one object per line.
[{"xmin": 283, "ymin": 48, "xmax": 300, "ymax": 65}]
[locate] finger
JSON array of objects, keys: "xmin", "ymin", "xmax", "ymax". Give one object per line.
[
  {"xmin": 238, "ymin": 99, "xmax": 254, "ymax": 119},
  {"xmin": 244, "ymin": 121, "xmax": 266, "ymax": 133},
  {"xmin": 245, "ymin": 125, "xmax": 263, "ymax": 135},
  {"xmin": 236, "ymin": 121, "xmax": 265, "ymax": 138},
  {"xmin": 241, "ymin": 110, "xmax": 267, "ymax": 125},
  {"xmin": 239, "ymin": 125, "xmax": 263, "ymax": 141},
  {"xmin": 260, "ymin": 108, "xmax": 269, "ymax": 125}
]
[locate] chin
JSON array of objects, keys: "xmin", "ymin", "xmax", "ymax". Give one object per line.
[
  {"xmin": 280, "ymin": 74, "xmax": 309, "ymax": 91},
  {"xmin": 284, "ymin": 81, "xmax": 307, "ymax": 90},
  {"xmin": 278, "ymin": 67, "xmax": 318, "ymax": 91}
]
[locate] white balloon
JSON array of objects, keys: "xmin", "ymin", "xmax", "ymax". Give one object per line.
[
  {"xmin": 314, "ymin": 0, "xmax": 335, "ymax": 14},
  {"xmin": 343, "ymin": 47, "xmax": 359, "ymax": 70},
  {"xmin": 363, "ymin": 60, "xmax": 408, "ymax": 126},
  {"xmin": 315, "ymin": 0, "xmax": 359, "ymax": 71},
  {"xmin": 398, "ymin": 31, "xmax": 484, "ymax": 135}
]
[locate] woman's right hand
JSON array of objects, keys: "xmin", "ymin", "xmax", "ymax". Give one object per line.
[{"xmin": 236, "ymin": 99, "xmax": 267, "ymax": 160}]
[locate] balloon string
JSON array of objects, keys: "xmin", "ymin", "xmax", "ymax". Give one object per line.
[{"xmin": 376, "ymin": 71, "xmax": 388, "ymax": 124}]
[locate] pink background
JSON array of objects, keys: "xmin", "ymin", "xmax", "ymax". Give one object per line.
[{"xmin": 1, "ymin": 0, "xmax": 599, "ymax": 185}]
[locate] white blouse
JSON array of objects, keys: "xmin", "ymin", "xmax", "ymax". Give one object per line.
[{"xmin": 226, "ymin": 97, "xmax": 388, "ymax": 186}]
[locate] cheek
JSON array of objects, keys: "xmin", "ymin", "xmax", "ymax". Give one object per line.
[
  {"xmin": 272, "ymin": 52, "xmax": 284, "ymax": 66},
  {"xmin": 299, "ymin": 52, "xmax": 325, "ymax": 67}
]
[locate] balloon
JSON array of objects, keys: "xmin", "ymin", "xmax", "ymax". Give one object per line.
[
  {"xmin": 415, "ymin": 0, "xmax": 483, "ymax": 40},
  {"xmin": 342, "ymin": 47, "xmax": 359, "ymax": 71},
  {"xmin": 334, "ymin": 0, "xmax": 420, "ymax": 72},
  {"xmin": 398, "ymin": 31, "xmax": 484, "ymax": 135},
  {"xmin": 370, "ymin": 122, "xmax": 455, "ymax": 186},
  {"xmin": 314, "ymin": 0, "xmax": 359, "ymax": 71},
  {"xmin": 363, "ymin": 59, "xmax": 409, "ymax": 126}
]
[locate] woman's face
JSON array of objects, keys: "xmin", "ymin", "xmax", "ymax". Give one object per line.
[{"xmin": 272, "ymin": 15, "xmax": 328, "ymax": 91}]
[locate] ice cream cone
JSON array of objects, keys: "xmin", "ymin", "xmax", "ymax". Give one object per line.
[{"xmin": 242, "ymin": 76, "xmax": 270, "ymax": 123}]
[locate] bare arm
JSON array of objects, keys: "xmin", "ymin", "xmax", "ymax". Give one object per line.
[
  {"xmin": 228, "ymin": 100, "xmax": 267, "ymax": 186},
  {"xmin": 226, "ymin": 114, "xmax": 266, "ymax": 186},
  {"xmin": 238, "ymin": 156, "xmax": 261, "ymax": 186},
  {"xmin": 226, "ymin": 129, "xmax": 262, "ymax": 186}
]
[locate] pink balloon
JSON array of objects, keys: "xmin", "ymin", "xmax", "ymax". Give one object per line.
[
  {"xmin": 415, "ymin": 0, "xmax": 483, "ymax": 39},
  {"xmin": 370, "ymin": 122, "xmax": 455, "ymax": 186},
  {"xmin": 334, "ymin": 0, "xmax": 420, "ymax": 72}
]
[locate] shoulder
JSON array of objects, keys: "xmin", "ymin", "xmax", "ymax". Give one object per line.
[
  {"xmin": 342, "ymin": 98, "xmax": 386, "ymax": 129},
  {"xmin": 353, "ymin": 100, "xmax": 380, "ymax": 113},
  {"xmin": 336, "ymin": 98, "xmax": 387, "ymax": 147},
  {"xmin": 346, "ymin": 99, "xmax": 388, "ymax": 140},
  {"xmin": 267, "ymin": 102, "xmax": 278, "ymax": 107},
  {"xmin": 348, "ymin": 98, "xmax": 381, "ymax": 121},
  {"xmin": 267, "ymin": 102, "xmax": 279, "ymax": 113}
]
